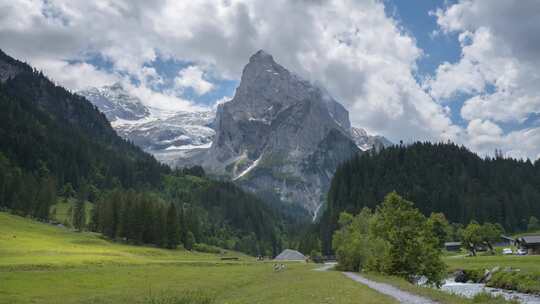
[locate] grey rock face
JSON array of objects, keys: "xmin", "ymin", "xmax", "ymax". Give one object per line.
[
  {"xmin": 184, "ymin": 50, "xmax": 361, "ymax": 216},
  {"xmin": 0, "ymin": 60, "xmax": 23, "ymax": 83},
  {"xmin": 0, "ymin": 50, "xmax": 28, "ymax": 83},
  {"xmin": 79, "ymin": 83, "xmax": 150, "ymax": 121}
]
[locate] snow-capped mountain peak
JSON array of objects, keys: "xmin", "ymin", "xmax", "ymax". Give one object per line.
[
  {"xmin": 78, "ymin": 83, "xmax": 150, "ymax": 121},
  {"xmin": 78, "ymin": 84, "xmax": 216, "ymax": 164}
]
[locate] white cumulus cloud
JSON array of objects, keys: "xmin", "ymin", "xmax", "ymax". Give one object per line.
[
  {"xmin": 2, "ymin": 0, "xmax": 540, "ymax": 159},
  {"xmin": 175, "ymin": 66, "xmax": 214, "ymax": 96},
  {"xmin": 427, "ymin": 0, "xmax": 540, "ymax": 159}
]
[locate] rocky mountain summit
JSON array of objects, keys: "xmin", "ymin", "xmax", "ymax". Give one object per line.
[{"xmin": 180, "ymin": 50, "xmax": 389, "ymax": 217}]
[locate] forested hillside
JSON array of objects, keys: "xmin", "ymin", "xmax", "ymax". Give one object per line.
[
  {"xmin": 89, "ymin": 172, "xmax": 293, "ymax": 256},
  {"xmin": 318, "ymin": 142, "xmax": 540, "ymax": 253},
  {"xmin": 0, "ymin": 50, "xmax": 168, "ymax": 190},
  {"xmin": 0, "ymin": 49, "xmax": 298, "ymax": 256}
]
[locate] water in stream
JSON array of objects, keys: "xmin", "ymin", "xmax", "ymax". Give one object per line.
[{"xmin": 440, "ymin": 279, "xmax": 540, "ymax": 304}]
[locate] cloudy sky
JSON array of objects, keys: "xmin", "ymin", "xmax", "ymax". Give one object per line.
[{"xmin": 1, "ymin": 0, "xmax": 540, "ymax": 159}]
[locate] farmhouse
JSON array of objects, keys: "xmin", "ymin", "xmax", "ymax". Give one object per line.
[
  {"xmin": 495, "ymin": 235, "xmax": 515, "ymax": 247},
  {"xmin": 274, "ymin": 249, "xmax": 306, "ymax": 261},
  {"xmin": 516, "ymin": 235, "xmax": 540, "ymax": 254},
  {"xmin": 444, "ymin": 242, "xmax": 462, "ymax": 252}
]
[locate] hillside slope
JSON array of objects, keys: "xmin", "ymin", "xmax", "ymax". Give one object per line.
[
  {"xmin": 0, "ymin": 49, "xmax": 169, "ymax": 190},
  {"xmin": 0, "ymin": 212, "xmax": 237, "ymax": 268}
]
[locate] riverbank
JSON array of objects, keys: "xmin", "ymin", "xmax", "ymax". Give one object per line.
[
  {"xmin": 441, "ymin": 278, "xmax": 540, "ymax": 303},
  {"xmin": 445, "ymin": 255, "xmax": 540, "ymax": 295},
  {"xmin": 360, "ymin": 272, "xmax": 517, "ymax": 304}
]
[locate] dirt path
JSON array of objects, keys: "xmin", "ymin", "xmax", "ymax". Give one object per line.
[
  {"xmin": 343, "ymin": 272, "xmax": 439, "ymax": 304},
  {"xmin": 313, "ymin": 262, "xmax": 337, "ymax": 271}
]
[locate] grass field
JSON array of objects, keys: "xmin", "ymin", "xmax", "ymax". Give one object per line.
[
  {"xmin": 4, "ymin": 211, "xmax": 534, "ymax": 304},
  {"xmin": 0, "ymin": 212, "xmax": 396, "ymax": 304},
  {"xmin": 444, "ymin": 254, "xmax": 540, "ymax": 273},
  {"xmin": 0, "ymin": 212, "xmax": 230, "ymax": 269}
]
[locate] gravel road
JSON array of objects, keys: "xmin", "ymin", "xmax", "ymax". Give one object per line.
[{"xmin": 343, "ymin": 272, "xmax": 439, "ymax": 304}]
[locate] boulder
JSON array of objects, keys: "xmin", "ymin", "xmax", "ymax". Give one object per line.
[
  {"xmin": 454, "ymin": 269, "xmax": 467, "ymax": 283},
  {"xmin": 480, "ymin": 269, "xmax": 491, "ymax": 283}
]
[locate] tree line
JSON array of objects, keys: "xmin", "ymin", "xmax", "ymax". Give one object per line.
[
  {"xmin": 319, "ymin": 142, "xmax": 540, "ymax": 254},
  {"xmin": 69, "ymin": 172, "xmax": 289, "ymax": 255},
  {"xmin": 0, "ymin": 153, "xmax": 56, "ymax": 220},
  {"xmin": 89, "ymin": 189, "xmax": 191, "ymax": 249}
]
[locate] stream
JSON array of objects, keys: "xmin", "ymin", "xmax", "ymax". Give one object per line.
[{"xmin": 439, "ymin": 279, "xmax": 540, "ymax": 304}]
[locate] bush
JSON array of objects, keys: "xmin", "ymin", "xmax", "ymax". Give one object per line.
[
  {"xmin": 332, "ymin": 209, "xmax": 387, "ymax": 272},
  {"xmin": 472, "ymin": 292, "xmax": 519, "ymax": 304},
  {"xmin": 488, "ymin": 271, "xmax": 540, "ymax": 294},
  {"xmin": 463, "ymin": 269, "xmax": 484, "ymax": 282},
  {"xmin": 193, "ymin": 243, "xmax": 222, "ymax": 254},
  {"xmin": 517, "ymin": 275, "xmax": 540, "ymax": 294}
]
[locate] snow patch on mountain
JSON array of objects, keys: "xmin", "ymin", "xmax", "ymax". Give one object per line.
[
  {"xmin": 78, "ymin": 84, "xmax": 216, "ymax": 164},
  {"xmin": 233, "ymin": 155, "xmax": 262, "ymax": 181},
  {"xmin": 79, "ymin": 83, "xmax": 150, "ymax": 121},
  {"xmin": 351, "ymin": 127, "xmax": 392, "ymax": 151}
]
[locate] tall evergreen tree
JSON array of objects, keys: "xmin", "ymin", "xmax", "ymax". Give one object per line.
[
  {"xmin": 72, "ymin": 199, "xmax": 86, "ymax": 232},
  {"xmin": 166, "ymin": 204, "xmax": 180, "ymax": 249},
  {"xmin": 184, "ymin": 231, "xmax": 195, "ymax": 251},
  {"xmin": 528, "ymin": 216, "xmax": 540, "ymax": 232}
]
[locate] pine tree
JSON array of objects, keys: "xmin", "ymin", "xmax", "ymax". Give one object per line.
[
  {"xmin": 72, "ymin": 199, "xmax": 86, "ymax": 232},
  {"xmin": 154, "ymin": 206, "xmax": 167, "ymax": 248},
  {"xmin": 528, "ymin": 216, "xmax": 540, "ymax": 232},
  {"xmin": 184, "ymin": 231, "xmax": 195, "ymax": 251},
  {"xmin": 61, "ymin": 183, "xmax": 76, "ymax": 198},
  {"xmin": 166, "ymin": 204, "xmax": 180, "ymax": 249}
]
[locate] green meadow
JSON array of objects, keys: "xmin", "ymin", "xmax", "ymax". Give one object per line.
[
  {"xmin": 444, "ymin": 253, "xmax": 540, "ymax": 273},
  {"xmin": 3, "ymin": 211, "xmax": 535, "ymax": 304},
  {"xmin": 0, "ymin": 212, "xmax": 396, "ymax": 304}
]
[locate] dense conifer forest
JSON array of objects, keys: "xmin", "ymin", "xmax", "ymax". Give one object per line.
[{"xmin": 318, "ymin": 142, "xmax": 540, "ymax": 253}]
